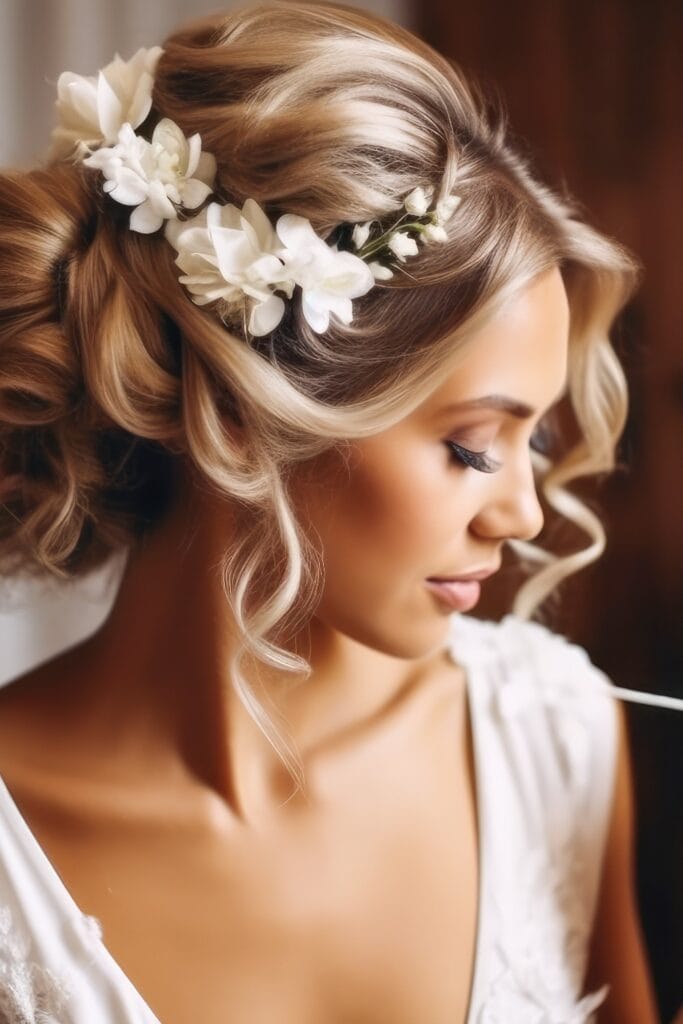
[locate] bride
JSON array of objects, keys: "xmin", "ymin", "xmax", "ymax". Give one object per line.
[{"xmin": 0, "ymin": 2, "xmax": 666, "ymax": 1021}]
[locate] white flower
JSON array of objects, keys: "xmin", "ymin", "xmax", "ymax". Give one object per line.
[
  {"xmin": 167, "ymin": 203, "xmax": 375, "ymax": 335},
  {"xmin": 387, "ymin": 230, "xmax": 419, "ymax": 261},
  {"xmin": 83, "ymin": 118, "xmax": 216, "ymax": 233},
  {"xmin": 275, "ymin": 215, "xmax": 376, "ymax": 333},
  {"xmin": 422, "ymin": 222, "xmax": 449, "ymax": 242},
  {"xmin": 48, "ymin": 45, "xmax": 163, "ymax": 161},
  {"xmin": 351, "ymin": 220, "xmax": 373, "ymax": 250},
  {"xmin": 368, "ymin": 261, "xmax": 394, "ymax": 280},
  {"xmin": 165, "ymin": 199, "xmax": 293, "ymax": 334},
  {"xmin": 404, "ymin": 185, "xmax": 434, "ymax": 216},
  {"xmin": 435, "ymin": 192, "xmax": 462, "ymax": 224}
]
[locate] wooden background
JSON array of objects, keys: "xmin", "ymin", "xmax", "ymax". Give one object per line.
[{"xmin": 416, "ymin": 1, "xmax": 682, "ymax": 1017}]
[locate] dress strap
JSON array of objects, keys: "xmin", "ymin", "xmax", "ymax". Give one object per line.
[{"xmin": 446, "ymin": 613, "xmax": 616, "ymax": 1023}]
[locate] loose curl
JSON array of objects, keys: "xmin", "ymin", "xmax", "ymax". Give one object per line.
[{"xmin": 0, "ymin": 0, "xmax": 640, "ymax": 790}]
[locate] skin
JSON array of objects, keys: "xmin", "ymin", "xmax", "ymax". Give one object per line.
[{"xmin": 0, "ymin": 266, "xmax": 658, "ymax": 1022}]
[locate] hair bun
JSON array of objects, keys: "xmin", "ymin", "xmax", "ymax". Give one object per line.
[
  {"xmin": 0, "ymin": 164, "xmax": 106, "ymax": 578},
  {"xmin": 0, "ymin": 164, "xmax": 97, "ymax": 426}
]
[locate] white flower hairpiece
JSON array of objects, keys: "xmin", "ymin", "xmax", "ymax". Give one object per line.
[
  {"xmin": 81, "ymin": 119, "xmax": 217, "ymax": 234},
  {"xmin": 48, "ymin": 46, "xmax": 463, "ymax": 336},
  {"xmin": 47, "ymin": 46, "xmax": 164, "ymax": 162},
  {"xmin": 165, "ymin": 200, "xmax": 377, "ymax": 336}
]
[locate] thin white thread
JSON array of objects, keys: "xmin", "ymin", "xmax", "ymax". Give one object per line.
[{"xmin": 600, "ymin": 683, "xmax": 683, "ymax": 714}]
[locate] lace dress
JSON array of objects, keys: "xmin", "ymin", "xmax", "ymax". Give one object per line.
[{"xmin": 0, "ymin": 613, "xmax": 617, "ymax": 1023}]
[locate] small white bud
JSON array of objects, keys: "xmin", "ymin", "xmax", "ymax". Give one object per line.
[
  {"xmin": 368, "ymin": 261, "xmax": 394, "ymax": 280},
  {"xmin": 435, "ymin": 193, "xmax": 462, "ymax": 224},
  {"xmin": 423, "ymin": 222, "xmax": 448, "ymax": 243},
  {"xmin": 387, "ymin": 230, "xmax": 419, "ymax": 261},
  {"xmin": 404, "ymin": 185, "xmax": 434, "ymax": 216},
  {"xmin": 352, "ymin": 220, "xmax": 373, "ymax": 249}
]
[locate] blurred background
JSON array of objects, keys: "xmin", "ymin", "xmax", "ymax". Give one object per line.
[{"xmin": 0, "ymin": 0, "xmax": 681, "ymax": 1018}]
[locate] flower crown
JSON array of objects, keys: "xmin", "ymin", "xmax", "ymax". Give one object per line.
[{"xmin": 48, "ymin": 46, "xmax": 462, "ymax": 337}]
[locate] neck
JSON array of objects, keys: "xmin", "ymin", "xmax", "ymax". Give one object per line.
[{"xmin": 66, "ymin": 474, "xmax": 440, "ymax": 821}]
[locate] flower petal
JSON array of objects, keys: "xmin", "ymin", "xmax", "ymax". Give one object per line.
[
  {"xmin": 148, "ymin": 179, "xmax": 176, "ymax": 218},
  {"xmin": 275, "ymin": 213, "xmax": 322, "ymax": 257},
  {"xmin": 184, "ymin": 132, "xmax": 202, "ymax": 178},
  {"xmin": 307, "ymin": 291, "xmax": 353, "ymax": 325},
  {"xmin": 368, "ymin": 261, "xmax": 394, "ymax": 280},
  {"xmin": 242, "ymin": 198, "xmax": 280, "ymax": 252},
  {"xmin": 404, "ymin": 185, "xmax": 433, "ymax": 216},
  {"xmin": 387, "ymin": 230, "xmax": 419, "ymax": 260},
  {"xmin": 180, "ymin": 178, "xmax": 213, "ymax": 210},
  {"xmin": 165, "ymin": 220, "xmax": 208, "ymax": 253},
  {"xmin": 301, "ymin": 293, "xmax": 330, "ymax": 333},
  {"xmin": 352, "ymin": 221, "xmax": 372, "ymax": 249},
  {"xmin": 242, "ymin": 279, "xmax": 277, "ymax": 302},
  {"xmin": 423, "ymin": 222, "xmax": 448, "ymax": 242},
  {"xmin": 105, "ymin": 168, "xmax": 150, "ymax": 205},
  {"xmin": 248, "ymin": 253, "xmax": 288, "ymax": 283},
  {"xmin": 127, "ymin": 69, "xmax": 156, "ymax": 129},
  {"xmin": 211, "ymin": 226, "xmax": 254, "ymax": 279},
  {"xmin": 60, "ymin": 75, "xmax": 99, "ymax": 131},
  {"xmin": 239, "ymin": 214, "xmax": 262, "ymax": 258},
  {"xmin": 109, "ymin": 166, "xmax": 151, "ymax": 204},
  {"xmin": 152, "ymin": 118, "xmax": 187, "ymax": 163},
  {"xmin": 96, "ymin": 69, "xmax": 125, "ymax": 143},
  {"xmin": 250, "ymin": 294, "xmax": 285, "ymax": 335},
  {"xmin": 130, "ymin": 199, "xmax": 164, "ymax": 234}
]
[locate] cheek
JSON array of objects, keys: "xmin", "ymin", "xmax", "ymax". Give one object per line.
[
  {"xmin": 291, "ymin": 444, "xmax": 480, "ymax": 652},
  {"xmin": 303, "ymin": 442, "xmax": 473, "ymax": 584}
]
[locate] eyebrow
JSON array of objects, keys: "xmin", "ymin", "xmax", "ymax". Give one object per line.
[
  {"xmin": 438, "ymin": 387, "xmax": 565, "ymax": 419},
  {"xmin": 438, "ymin": 394, "xmax": 536, "ymax": 419}
]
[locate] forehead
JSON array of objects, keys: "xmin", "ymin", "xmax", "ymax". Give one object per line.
[{"xmin": 425, "ymin": 268, "xmax": 570, "ymax": 412}]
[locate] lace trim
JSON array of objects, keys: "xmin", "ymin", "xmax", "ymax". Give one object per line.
[
  {"xmin": 451, "ymin": 615, "xmax": 612, "ymax": 1023},
  {"xmin": 474, "ymin": 838, "xmax": 610, "ymax": 1023},
  {"xmin": 0, "ymin": 905, "xmax": 72, "ymax": 1023}
]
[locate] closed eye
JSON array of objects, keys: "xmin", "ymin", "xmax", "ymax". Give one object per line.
[
  {"xmin": 447, "ymin": 424, "xmax": 552, "ymax": 473},
  {"xmin": 446, "ymin": 441, "xmax": 501, "ymax": 474}
]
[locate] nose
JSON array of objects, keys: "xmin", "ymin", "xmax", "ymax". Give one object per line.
[{"xmin": 470, "ymin": 451, "xmax": 544, "ymax": 544}]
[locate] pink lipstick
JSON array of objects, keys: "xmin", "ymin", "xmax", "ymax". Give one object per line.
[
  {"xmin": 424, "ymin": 564, "xmax": 498, "ymax": 612},
  {"xmin": 424, "ymin": 578, "xmax": 481, "ymax": 611}
]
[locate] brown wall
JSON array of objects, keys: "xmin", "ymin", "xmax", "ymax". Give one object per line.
[{"xmin": 416, "ymin": 1, "xmax": 682, "ymax": 1017}]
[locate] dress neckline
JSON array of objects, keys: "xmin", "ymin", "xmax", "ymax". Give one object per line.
[
  {"xmin": 0, "ymin": 611, "xmax": 487, "ymax": 1024},
  {"xmin": 0, "ymin": 768, "xmax": 164, "ymax": 1022}
]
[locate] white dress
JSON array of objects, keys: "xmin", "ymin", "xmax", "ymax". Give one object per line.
[{"xmin": 0, "ymin": 613, "xmax": 617, "ymax": 1023}]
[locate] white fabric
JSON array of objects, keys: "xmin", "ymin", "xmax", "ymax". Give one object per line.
[
  {"xmin": 449, "ymin": 614, "xmax": 616, "ymax": 1023},
  {"xmin": 0, "ymin": 613, "xmax": 617, "ymax": 1023}
]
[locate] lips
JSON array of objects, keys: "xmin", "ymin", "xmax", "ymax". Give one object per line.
[
  {"xmin": 424, "ymin": 563, "xmax": 499, "ymax": 611},
  {"xmin": 427, "ymin": 564, "xmax": 499, "ymax": 583},
  {"xmin": 424, "ymin": 578, "xmax": 483, "ymax": 611}
]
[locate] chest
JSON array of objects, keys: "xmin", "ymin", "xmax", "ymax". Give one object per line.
[{"xmin": 0, "ymin": 681, "xmax": 480, "ymax": 1024}]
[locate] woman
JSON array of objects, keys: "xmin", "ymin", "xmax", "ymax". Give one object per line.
[{"xmin": 0, "ymin": 2, "xmax": 662, "ymax": 1021}]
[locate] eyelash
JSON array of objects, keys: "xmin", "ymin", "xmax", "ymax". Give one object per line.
[
  {"xmin": 446, "ymin": 426, "xmax": 551, "ymax": 475},
  {"xmin": 446, "ymin": 441, "xmax": 501, "ymax": 474}
]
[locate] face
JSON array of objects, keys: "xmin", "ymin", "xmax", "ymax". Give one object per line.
[{"xmin": 292, "ymin": 266, "xmax": 570, "ymax": 660}]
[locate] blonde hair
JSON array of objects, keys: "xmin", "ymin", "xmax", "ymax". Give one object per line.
[{"xmin": 0, "ymin": 0, "xmax": 640, "ymax": 790}]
